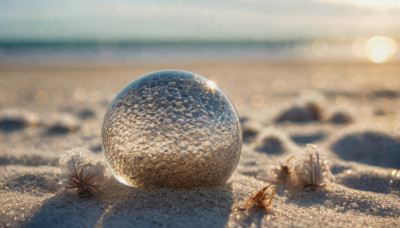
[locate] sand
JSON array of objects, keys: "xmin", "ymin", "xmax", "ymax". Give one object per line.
[{"xmin": 0, "ymin": 60, "xmax": 400, "ymax": 227}]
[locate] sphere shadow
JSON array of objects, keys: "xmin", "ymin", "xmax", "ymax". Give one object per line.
[
  {"xmin": 26, "ymin": 180, "xmax": 235, "ymax": 227},
  {"xmin": 100, "ymin": 179, "xmax": 234, "ymax": 228},
  {"xmin": 26, "ymin": 192, "xmax": 106, "ymax": 228}
]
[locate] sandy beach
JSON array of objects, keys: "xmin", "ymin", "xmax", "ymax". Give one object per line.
[{"xmin": 1, "ymin": 60, "xmax": 400, "ymax": 227}]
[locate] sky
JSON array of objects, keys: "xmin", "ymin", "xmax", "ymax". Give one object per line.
[{"xmin": 0, "ymin": 0, "xmax": 400, "ymax": 42}]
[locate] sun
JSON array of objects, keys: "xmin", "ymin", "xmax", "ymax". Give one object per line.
[{"xmin": 365, "ymin": 36, "xmax": 397, "ymax": 63}]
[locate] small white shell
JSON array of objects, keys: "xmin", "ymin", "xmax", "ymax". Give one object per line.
[{"xmin": 291, "ymin": 144, "xmax": 334, "ymax": 188}]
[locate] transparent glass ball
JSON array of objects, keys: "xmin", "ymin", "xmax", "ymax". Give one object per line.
[{"xmin": 102, "ymin": 70, "xmax": 242, "ymax": 188}]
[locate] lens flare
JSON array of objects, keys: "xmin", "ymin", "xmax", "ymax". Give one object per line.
[{"xmin": 365, "ymin": 36, "xmax": 398, "ymax": 63}]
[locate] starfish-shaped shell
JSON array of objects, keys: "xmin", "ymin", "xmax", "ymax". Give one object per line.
[{"xmin": 66, "ymin": 157, "xmax": 100, "ymax": 196}]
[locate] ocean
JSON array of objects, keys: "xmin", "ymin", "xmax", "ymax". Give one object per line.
[{"xmin": 1, "ymin": 40, "xmax": 397, "ymax": 64}]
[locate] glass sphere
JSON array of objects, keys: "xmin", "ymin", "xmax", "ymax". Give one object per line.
[{"xmin": 102, "ymin": 70, "xmax": 242, "ymax": 188}]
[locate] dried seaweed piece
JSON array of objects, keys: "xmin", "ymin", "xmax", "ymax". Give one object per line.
[
  {"xmin": 243, "ymin": 184, "xmax": 276, "ymax": 210},
  {"xmin": 272, "ymin": 156, "xmax": 295, "ymax": 182}
]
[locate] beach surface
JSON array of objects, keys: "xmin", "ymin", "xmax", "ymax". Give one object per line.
[{"xmin": 1, "ymin": 60, "xmax": 400, "ymax": 227}]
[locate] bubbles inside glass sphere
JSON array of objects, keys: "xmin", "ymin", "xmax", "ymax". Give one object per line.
[{"xmin": 102, "ymin": 70, "xmax": 242, "ymax": 188}]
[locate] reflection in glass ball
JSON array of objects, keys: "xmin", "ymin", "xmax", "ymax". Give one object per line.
[{"xmin": 102, "ymin": 70, "xmax": 242, "ymax": 188}]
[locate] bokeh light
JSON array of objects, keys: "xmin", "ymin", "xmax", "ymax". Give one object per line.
[
  {"xmin": 365, "ymin": 36, "xmax": 398, "ymax": 63},
  {"xmin": 74, "ymin": 87, "xmax": 87, "ymax": 101},
  {"xmin": 88, "ymin": 90, "xmax": 103, "ymax": 103},
  {"xmin": 335, "ymin": 95, "xmax": 349, "ymax": 107},
  {"xmin": 35, "ymin": 90, "xmax": 48, "ymax": 105},
  {"xmin": 311, "ymin": 40, "xmax": 328, "ymax": 57},
  {"xmin": 250, "ymin": 94, "xmax": 265, "ymax": 108},
  {"xmin": 311, "ymin": 73, "xmax": 327, "ymax": 88}
]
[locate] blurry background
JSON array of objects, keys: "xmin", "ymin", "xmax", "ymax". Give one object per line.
[{"xmin": 0, "ymin": 0, "xmax": 399, "ymax": 63}]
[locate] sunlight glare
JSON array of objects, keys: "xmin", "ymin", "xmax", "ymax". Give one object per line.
[
  {"xmin": 365, "ymin": 36, "xmax": 397, "ymax": 63},
  {"xmin": 207, "ymin": 80, "xmax": 217, "ymax": 90}
]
